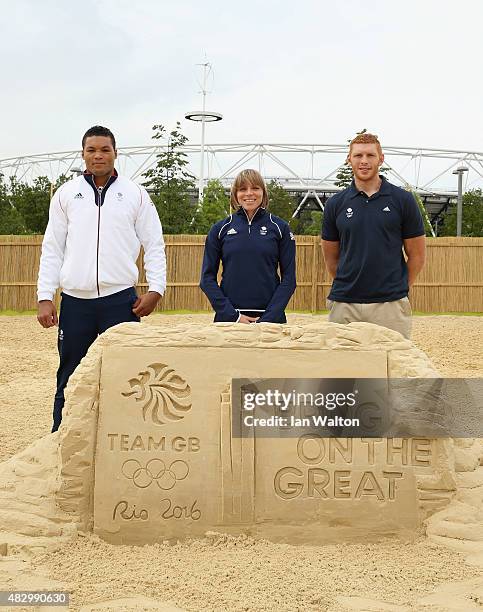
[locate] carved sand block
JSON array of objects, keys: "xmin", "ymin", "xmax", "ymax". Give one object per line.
[
  {"xmin": 88, "ymin": 322, "xmax": 454, "ymax": 545},
  {"xmin": 0, "ymin": 321, "xmax": 463, "ymax": 549}
]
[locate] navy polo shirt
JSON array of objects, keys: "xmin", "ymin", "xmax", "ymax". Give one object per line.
[{"xmin": 322, "ymin": 177, "xmax": 424, "ymax": 303}]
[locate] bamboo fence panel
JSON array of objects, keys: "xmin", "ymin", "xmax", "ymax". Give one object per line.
[
  {"xmin": 0, "ymin": 235, "xmax": 481, "ymax": 312},
  {"xmin": 409, "ymin": 237, "xmax": 483, "ymax": 312}
]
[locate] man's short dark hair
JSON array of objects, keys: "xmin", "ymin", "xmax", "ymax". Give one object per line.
[{"xmin": 82, "ymin": 126, "xmax": 116, "ymax": 150}]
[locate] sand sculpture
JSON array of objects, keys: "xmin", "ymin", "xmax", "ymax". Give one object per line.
[{"xmin": 0, "ymin": 322, "xmax": 481, "ymax": 551}]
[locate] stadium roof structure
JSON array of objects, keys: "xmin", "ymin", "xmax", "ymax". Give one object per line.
[{"xmin": 1, "ymin": 143, "xmax": 482, "ymax": 231}]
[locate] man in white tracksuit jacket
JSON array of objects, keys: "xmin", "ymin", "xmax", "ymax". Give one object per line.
[{"xmin": 37, "ymin": 126, "xmax": 166, "ymax": 432}]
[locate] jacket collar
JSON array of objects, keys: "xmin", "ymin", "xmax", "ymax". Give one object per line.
[
  {"xmin": 236, "ymin": 206, "xmax": 266, "ymax": 222},
  {"xmin": 83, "ymin": 169, "xmax": 118, "ymax": 205},
  {"xmin": 83, "ymin": 168, "xmax": 118, "ymax": 186}
]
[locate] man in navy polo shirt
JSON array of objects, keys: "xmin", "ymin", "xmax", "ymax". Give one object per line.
[{"xmin": 322, "ymin": 133, "xmax": 426, "ymax": 338}]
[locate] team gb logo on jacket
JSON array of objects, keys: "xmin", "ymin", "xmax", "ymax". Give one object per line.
[
  {"xmin": 346, "ymin": 207, "xmax": 353, "ymax": 218},
  {"xmin": 260, "ymin": 226, "xmax": 267, "ymax": 235}
]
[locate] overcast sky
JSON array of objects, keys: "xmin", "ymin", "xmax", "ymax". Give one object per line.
[{"xmin": 1, "ymin": 0, "xmax": 482, "ymax": 158}]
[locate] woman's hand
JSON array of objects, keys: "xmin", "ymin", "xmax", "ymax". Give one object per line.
[{"xmin": 238, "ymin": 314, "xmax": 259, "ymax": 324}]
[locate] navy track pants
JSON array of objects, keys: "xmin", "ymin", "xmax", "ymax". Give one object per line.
[{"xmin": 52, "ymin": 287, "xmax": 139, "ymax": 432}]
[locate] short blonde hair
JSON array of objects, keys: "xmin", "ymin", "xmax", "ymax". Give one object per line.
[
  {"xmin": 348, "ymin": 132, "xmax": 383, "ymax": 156},
  {"xmin": 230, "ymin": 169, "xmax": 269, "ymax": 211}
]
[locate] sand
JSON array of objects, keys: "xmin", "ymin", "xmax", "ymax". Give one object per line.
[{"xmin": 0, "ymin": 314, "xmax": 482, "ymax": 611}]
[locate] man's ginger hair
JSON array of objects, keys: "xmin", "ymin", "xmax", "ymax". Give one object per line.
[{"xmin": 348, "ymin": 132, "xmax": 383, "ymax": 157}]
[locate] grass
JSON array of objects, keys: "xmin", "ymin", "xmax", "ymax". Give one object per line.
[{"xmin": 0, "ymin": 309, "xmax": 38, "ymax": 316}]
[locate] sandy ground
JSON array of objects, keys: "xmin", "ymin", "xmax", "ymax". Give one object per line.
[{"xmin": 0, "ymin": 314, "xmax": 482, "ymax": 611}]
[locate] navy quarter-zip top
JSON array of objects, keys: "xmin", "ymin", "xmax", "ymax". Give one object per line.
[{"xmin": 200, "ymin": 207, "xmax": 296, "ymax": 323}]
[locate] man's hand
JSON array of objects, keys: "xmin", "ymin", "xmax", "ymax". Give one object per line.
[
  {"xmin": 238, "ymin": 314, "xmax": 259, "ymax": 324},
  {"xmin": 132, "ymin": 291, "xmax": 161, "ymax": 317},
  {"xmin": 37, "ymin": 300, "xmax": 58, "ymax": 328}
]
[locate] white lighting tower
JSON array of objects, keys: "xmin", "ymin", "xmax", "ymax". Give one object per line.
[{"xmin": 185, "ymin": 62, "xmax": 223, "ymax": 203}]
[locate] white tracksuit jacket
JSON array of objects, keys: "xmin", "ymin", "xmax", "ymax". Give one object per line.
[{"xmin": 37, "ymin": 173, "xmax": 166, "ymax": 301}]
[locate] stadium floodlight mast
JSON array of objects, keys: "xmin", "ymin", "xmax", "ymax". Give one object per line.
[
  {"xmin": 452, "ymin": 164, "xmax": 469, "ymax": 236},
  {"xmin": 185, "ymin": 62, "xmax": 223, "ymax": 203}
]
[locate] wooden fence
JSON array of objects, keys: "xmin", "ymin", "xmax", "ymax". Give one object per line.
[{"xmin": 0, "ymin": 235, "xmax": 482, "ymax": 312}]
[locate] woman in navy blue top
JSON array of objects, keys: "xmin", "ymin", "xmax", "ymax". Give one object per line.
[{"xmin": 200, "ymin": 169, "xmax": 296, "ymax": 323}]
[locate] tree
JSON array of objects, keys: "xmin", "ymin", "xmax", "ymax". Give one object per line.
[
  {"xmin": 143, "ymin": 123, "xmax": 196, "ymax": 234},
  {"xmin": 192, "ymin": 179, "xmax": 230, "ymax": 234},
  {"xmin": 266, "ymin": 180, "xmax": 295, "ymax": 223},
  {"xmin": 0, "ymin": 174, "xmax": 25, "ymax": 234},
  {"xmin": 1, "ymin": 173, "xmax": 71, "ymax": 235},
  {"xmin": 301, "ymin": 211, "xmax": 323, "ymax": 236},
  {"xmin": 8, "ymin": 176, "xmax": 51, "ymax": 234},
  {"xmin": 439, "ymin": 188, "xmax": 483, "ymax": 237},
  {"xmin": 334, "ymin": 128, "xmax": 388, "ymax": 188},
  {"xmin": 334, "ymin": 159, "xmax": 355, "ymax": 190}
]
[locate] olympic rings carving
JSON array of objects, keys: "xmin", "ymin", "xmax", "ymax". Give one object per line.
[{"xmin": 121, "ymin": 458, "xmax": 189, "ymax": 490}]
